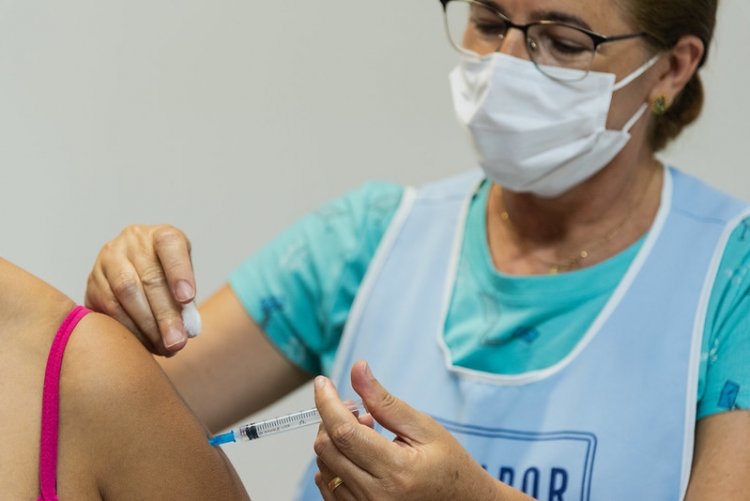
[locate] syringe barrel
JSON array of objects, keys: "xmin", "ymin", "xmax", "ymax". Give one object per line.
[
  {"xmin": 239, "ymin": 408, "xmax": 322, "ymax": 440},
  {"xmin": 232, "ymin": 400, "xmax": 366, "ymax": 442}
]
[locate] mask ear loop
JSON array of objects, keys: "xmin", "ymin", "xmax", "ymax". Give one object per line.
[
  {"xmin": 612, "ymin": 55, "xmax": 661, "ymax": 133},
  {"xmin": 622, "ymin": 103, "xmax": 649, "ymax": 133},
  {"xmin": 613, "ymin": 55, "xmax": 661, "ymax": 92}
]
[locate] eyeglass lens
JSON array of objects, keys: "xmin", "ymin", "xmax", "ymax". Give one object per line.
[{"xmin": 445, "ymin": 0, "xmax": 596, "ymax": 78}]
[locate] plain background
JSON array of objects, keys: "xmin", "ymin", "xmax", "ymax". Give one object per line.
[{"xmin": 1, "ymin": 1, "xmax": 748, "ymax": 499}]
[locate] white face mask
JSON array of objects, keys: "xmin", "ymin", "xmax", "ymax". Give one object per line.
[{"xmin": 449, "ymin": 53, "xmax": 658, "ymax": 198}]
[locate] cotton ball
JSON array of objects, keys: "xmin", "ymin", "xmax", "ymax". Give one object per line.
[{"xmin": 182, "ymin": 301, "xmax": 202, "ymax": 338}]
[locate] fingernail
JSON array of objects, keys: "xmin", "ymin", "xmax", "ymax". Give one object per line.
[
  {"xmin": 364, "ymin": 361, "xmax": 375, "ymax": 381},
  {"xmin": 315, "ymin": 376, "xmax": 328, "ymax": 390},
  {"xmin": 164, "ymin": 327, "xmax": 186, "ymax": 349},
  {"xmin": 175, "ymin": 280, "xmax": 194, "ymax": 303}
]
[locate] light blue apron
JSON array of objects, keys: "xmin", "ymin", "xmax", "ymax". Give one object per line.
[{"xmin": 298, "ymin": 167, "xmax": 749, "ymax": 500}]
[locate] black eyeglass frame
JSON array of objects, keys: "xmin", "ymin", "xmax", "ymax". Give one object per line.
[{"xmin": 439, "ymin": 0, "xmax": 650, "ymax": 54}]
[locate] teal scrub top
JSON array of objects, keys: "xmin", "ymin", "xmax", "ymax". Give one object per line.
[{"xmin": 230, "ymin": 178, "xmax": 750, "ymax": 420}]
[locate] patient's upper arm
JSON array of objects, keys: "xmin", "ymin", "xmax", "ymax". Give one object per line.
[{"xmin": 60, "ymin": 312, "xmax": 250, "ymax": 500}]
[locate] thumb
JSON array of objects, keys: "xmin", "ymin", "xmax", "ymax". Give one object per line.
[{"xmin": 350, "ymin": 360, "xmax": 435, "ymax": 445}]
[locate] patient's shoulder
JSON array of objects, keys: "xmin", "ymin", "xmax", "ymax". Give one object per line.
[
  {"xmin": 62, "ymin": 312, "xmax": 165, "ymax": 402},
  {"xmin": 60, "ymin": 313, "xmax": 249, "ymax": 500},
  {"xmin": 0, "ymin": 258, "xmax": 247, "ymax": 499}
]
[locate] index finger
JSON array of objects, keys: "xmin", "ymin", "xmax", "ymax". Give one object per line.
[
  {"xmin": 153, "ymin": 226, "xmax": 195, "ymax": 304},
  {"xmin": 314, "ymin": 376, "xmax": 396, "ymax": 477}
]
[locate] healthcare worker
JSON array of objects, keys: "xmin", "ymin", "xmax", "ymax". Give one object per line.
[{"xmin": 85, "ymin": 0, "xmax": 750, "ymax": 499}]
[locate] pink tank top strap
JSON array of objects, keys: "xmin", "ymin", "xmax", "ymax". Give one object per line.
[{"xmin": 37, "ymin": 305, "xmax": 92, "ymax": 501}]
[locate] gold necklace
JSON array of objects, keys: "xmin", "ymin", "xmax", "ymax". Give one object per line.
[{"xmin": 499, "ymin": 173, "xmax": 655, "ymax": 274}]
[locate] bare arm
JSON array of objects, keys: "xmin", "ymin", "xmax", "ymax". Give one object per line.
[
  {"xmin": 158, "ymin": 285, "xmax": 311, "ymax": 432},
  {"xmin": 61, "ymin": 312, "xmax": 252, "ymax": 500},
  {"xmin": 684, "ymin": 411, "xmax": 750, "ymax": 500}
]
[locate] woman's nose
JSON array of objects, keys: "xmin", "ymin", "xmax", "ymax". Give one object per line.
[{"xmin": 497, "ymin": 28, "xmax": 530, "ymax": 60}]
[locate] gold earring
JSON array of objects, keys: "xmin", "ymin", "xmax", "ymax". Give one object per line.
[{"xmin": 652, "ymin": 96, "xmax": 668, "ymax": 116}]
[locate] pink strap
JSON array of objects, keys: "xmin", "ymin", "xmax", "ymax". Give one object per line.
[{"xmin": 37, "ymin": 306, "xmax": 91, "ymax": 501}]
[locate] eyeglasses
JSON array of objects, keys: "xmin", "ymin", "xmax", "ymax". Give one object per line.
[{"xmin": 440, "ymin": 0, "xmax": 648, "ymax": 81}]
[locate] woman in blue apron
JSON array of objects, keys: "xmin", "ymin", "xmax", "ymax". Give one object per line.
[{"xmin": 85, "ymin": 0, "xmax": 749, "ymax": 498}]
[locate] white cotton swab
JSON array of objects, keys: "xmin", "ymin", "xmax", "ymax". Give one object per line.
[{"xmin": 181, "ymin": 301, "xmax": 202, "ymax": 338}]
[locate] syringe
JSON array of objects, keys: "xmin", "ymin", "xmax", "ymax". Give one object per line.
[{"xmin": 208, "ymin": 400, "xmax": 367, "ymax": 446}]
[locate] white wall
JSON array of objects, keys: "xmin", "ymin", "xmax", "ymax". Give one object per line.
[{"xmin": 1, "ymin": 1, "xmax": 748, "ymax": 499}]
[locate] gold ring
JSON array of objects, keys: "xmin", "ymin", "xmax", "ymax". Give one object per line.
[{"xmin": 327, "ymin": 476, "xmax": 344, "ymax": 492}]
